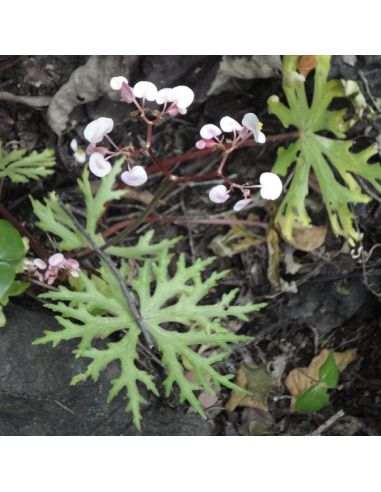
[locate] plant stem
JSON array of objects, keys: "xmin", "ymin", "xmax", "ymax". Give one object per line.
[
  {"xmin": 57, "ymin": 198, "xmax": 155, "ymax": 349},
  {"xmin": 146, "ymin": 131, "xmax": 300, "ymax": 175}
]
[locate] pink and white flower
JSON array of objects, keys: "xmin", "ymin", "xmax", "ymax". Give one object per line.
[
  {"xmin": 110, "ymin": 76, "xmax": 128, "ymax": 90},
  {"xmin": 167, "ymin": 86, "xmax": 194, "ymax": 110},
  {"xmin": 259, "ymin": 172, "xmax": 282, "ymax": 200},
  {"xmin": 84, "ymin": 117, "xmax": 114, "ymax": 144},
  {"xmin": 196, "ymin": 112, "xmax": 266, "ymax": 147},
  {"xmin": 89, "ymin": 152, "xmax": 112, "ymax": 178},
  {"xmin": 121, "ymin": 165, "xmax": 148, "ymax": 187},
  {"xmin": 133, "ymin": 81, "xmax": 158, "ymax": 102},
  {"xmin": 242, "ymin": 113, "xmax": 266, "ymax": 143},
  {"xmin": 233, "ymin": 198, "xmax": 252, "ymax": 211},
  {"xmin": 156, "ymin": 88, "xmax": 173, "ymax": 105},
  {"xmin": 70, "ymin": 139, "xmax": 87, "ymax": 164},
  {"xmin": 156, "ymin": 85, "xmax": 194, "ymax": 115},
  {"xmin": 24, "ymin": 258, "xmax": 47, "ymax": 282},
  {"xmin": 110, "ymin": 76, "xmax": 135, "ymax": 103},
  {"xmin": 44, "ymin": 254, "xmax": 80, "ymax": 285},
  {"xmin": 220, "ymin": 116, "xmax": 243, "ymax": 133},
  {"xmin": 208, "ymin": 184, "xmax": 230, "ymax": 203},
  {"xmin": 196, "ymin": 124, "xmax": 222, "ymax": 149}
]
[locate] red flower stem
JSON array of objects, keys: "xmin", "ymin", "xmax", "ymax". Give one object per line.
[
  {"xmin": 0, "ymin": 203, "xmax": 48, "ymax": 259},
  {"xmin": 146, "ymin": 131, "xmax": 300, "ymax": 175}
]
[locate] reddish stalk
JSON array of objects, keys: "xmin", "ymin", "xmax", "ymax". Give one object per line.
[{"xmin": 146, "ymin": 131, "xmax": 300, "ymax": 175}]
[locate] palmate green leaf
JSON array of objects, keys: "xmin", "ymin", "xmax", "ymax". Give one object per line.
[
  {"xmin": 31, "ymin": 159, "xmax": 179, "ymax": 259},
  {"xmin": 0, "ymin": 141, "xmax": 55, "ymax": 183},
  {"xmin": 268, "ymin": 55, "xmax": 381, "ymax": 244},
  {"xmin": 34, "ymin": 240, "xmax": 265, "ymax": 429}
]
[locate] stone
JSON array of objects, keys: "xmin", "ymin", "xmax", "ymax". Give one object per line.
[{"xmin": 0, "ymin": 303, "xmax": 212, "ymax": 436}]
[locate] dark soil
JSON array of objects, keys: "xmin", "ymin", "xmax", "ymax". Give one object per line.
[{"xmin": 0, "ymin": 55, "xmax": 380, "ymax": 435}]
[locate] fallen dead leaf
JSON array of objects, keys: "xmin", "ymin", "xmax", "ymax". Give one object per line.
[
  {"xmin": 209, "ymin": 224, "xmax": 263, "ymax": 257},
  {"xmin": 239, "ymin": 407, "xmax": 274, "ymax": 436},
  {"xmin": 198, "ymin": 391, "xmax": 219, "ymax": 410},
  {"xmin": 266, "ymin": 227, "xmax": 281, "ymax": 287},
  {"xmin": 266, "ymin": 227, "xmax": 298, "ymax": 293},
  {"xmin": 298, "ymin": 55, "xmax": 316, "ymax": 77},
  {"xmin": 285, "ymin": 348, "xmax": 357, "ymax": 401},
  {"xmin": 225, "ymin": 363, "xmax": 274, "ymax": 413},
  {"xmin": 278, "ymin": 218, "xmax": 327, "ymax": 252}
]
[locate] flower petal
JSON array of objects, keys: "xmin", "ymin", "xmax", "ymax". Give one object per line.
[
  {"xmin": 110, "ymin": 76, "xmax": 128, "ymax": 90},
  {"xmin": 48, "ymin": 253, "xmax": 65, "ymax": 267},
  {"xmin": 255, "ymin": 130, "xmax": 266, "ymax": 143},
  {"xmin": 168, "ymin": 86, "xmax": 194, "ymax": 109},
  {"xmin": 70, "ymin": 138, "xmax": 78, "ymax": 152},
  {"xmin": 84, "ymin": 117, "xmax": 114, "ymax": 144},
  {"xmin": 233, "ymin": 198, "xmax": 252, "ymax": 211},
  {"xmin": 259, "ymin": 172, "xmax": 283, "ymax": 200},
  {"xmin": 220, "ymin": 116, "xmax": 243, "ymax": 133},
  {"xmin": 208, "ymin": 185, "xmax": 230, "ymax": 203},
  {"xmin": 133, "ymin": 81, "xmax": 158, "ymax": 101},
  {"xmin": 200, "ymin": 124, "xmax": 222, "ymax": 140},
  {"xmin": 74, "ymin": 150, "xmax": 87, "ymax": 164},
  {"xmin": 33, "ymin": 258, "xmax": 47, "ymax": 270},
  {"xmin": 242, "ymin": 112, "xmax": 259, "ymax": 131},
  {"xmin": 121, "ymin": 166, "xmax": 148, "ymax": 187},
  {"xmin": 89, "ymin": 152, "xmax": 112, "ymax": 178},
  {"xmin": 156, "ymin": 88, "xmax": 173, "ymax": 105},
  {"xmin": 66, "ymin": 259, "xmax": 80, "ymax": 270}
]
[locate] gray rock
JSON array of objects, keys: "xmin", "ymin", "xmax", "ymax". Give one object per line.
[{"xmin": 0, "ymin": 303, "xmax": 211, "ymax": 436}]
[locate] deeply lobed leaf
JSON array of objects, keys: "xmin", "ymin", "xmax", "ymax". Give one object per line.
[
  {"xmin": 0, "ymin": 141, "xmax": 55, "ymax": 183},
  {"xmin": 268, "ymin": 55, "xmax": 381, "ymax": 243},
  {"xmin": 35, "ymin": 240, "xmax": 265, "ymax": 429}
]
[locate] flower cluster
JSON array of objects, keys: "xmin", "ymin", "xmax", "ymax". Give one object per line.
[
  {"xmin": 25, "ymin": 254, "xmax": 80, "ymax": 285},
  {"xmin": 110, "ymin": 77, "xmax": 194, "ymax": 116},
  {"xmin": 208, "ymin": 172, "xmax": 283, "ymax": 212},
  {"xmin": 196, "ymin": 113, "xmax": 266, "ymax": 150},
  {"xmin": 80, "ymin": 78, "xmax": 282, "ymax": 212},
  {"xmin": 197, "ymin": 113, "xmax": 282, "ymax": 211},
  {"xmin": 82, "ymin": 77, "xmax": 195, "ymax": 185}
]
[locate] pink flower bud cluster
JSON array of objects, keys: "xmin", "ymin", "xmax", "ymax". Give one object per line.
[{"xmin": 25, "ymin": 254, "xmax": 80, "ymax": 285}]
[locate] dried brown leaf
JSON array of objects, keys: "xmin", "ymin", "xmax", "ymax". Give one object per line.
[
  {"xmin": 209, "ymin": 225, "xmax": 262, "ymax": 257},
  {"xmin": 266, "ymin": 227, "xmax": 281, "ymax": 287},
  {"xmin": 278, "ymin": 218, "xmax": 327, "ymax": 252},
  {"xmin": 225, "ymin": 364, "xmax": 274, "ymax": 413}
]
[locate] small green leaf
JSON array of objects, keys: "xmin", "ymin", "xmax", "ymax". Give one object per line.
[
  {"xmin": 295, "ymin": 384, "xmax": 330, "ymax": 414},
  {"xmin": 0, "ymin": 219, "xmax": 25, "ymax": 264},
  {"xmin": 319, "ymin": 350, "xmax": 340, "ymax": 389},
  {"xmin": 0, "ymin": 220, "xmax": 26, "ymax": 299},
  {"xmin": 0, "ymin": 263, "xmax": 16, "ymax": 299}
]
